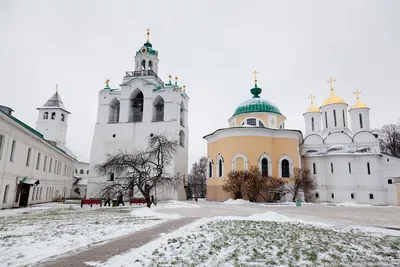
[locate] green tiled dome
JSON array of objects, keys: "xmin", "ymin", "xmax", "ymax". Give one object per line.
[{"xmin": 233, "ymin": 84, "xmax": 282, "ymax": 116}]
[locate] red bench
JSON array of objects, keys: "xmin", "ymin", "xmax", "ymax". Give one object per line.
[
  {"xmin": 130, "ymin": 198, "xmax": 147, "ymax": 206},
  {"xmin": 81, "ymin": 199, "xmax": 102, "ymax": 207}
]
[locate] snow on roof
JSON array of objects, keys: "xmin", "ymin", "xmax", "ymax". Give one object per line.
[{"xmin": 326, "ymin": 145, "xmax": 352, "ymax": 153}]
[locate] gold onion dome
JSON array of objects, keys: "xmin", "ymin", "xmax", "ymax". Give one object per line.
[
  {"xmin": 351, "ymin": 89, "xmax": 368, "ymax": 109},
  {"xmin": 321, "ymin": 76, "xmax": 345, "ymax": 106},
  {"xmin": 306, "ymin": 94, "xmax": 320, "ymax": 112}
]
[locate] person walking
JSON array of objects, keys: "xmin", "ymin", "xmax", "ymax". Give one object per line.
[
  {"xmin": 117, "ymin": 191, "xmax": 125, "ymax": 206},
  {"xmin": 104, "ymin": 192, "xmax": 111, "ymax": 207},
  {"xmin": 150, "ymin": 195, "xmax": 157, "ymax": 206}
]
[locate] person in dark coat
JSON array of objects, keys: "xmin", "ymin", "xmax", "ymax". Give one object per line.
[
  {"xmin": 104, "ymin": 192, "xmax": 111, "ymax": 207},
  {"xmin": 150, "ymin": 195, "xmax": 157, "ymax": 206},
  {"xmin": 117, "ymin": 192, "xmax": 125, "ymax": 206}
]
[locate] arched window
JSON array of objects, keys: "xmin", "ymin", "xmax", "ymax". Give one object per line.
[
  {"xmin": 367, "ymin": 162, "xmax": 371, "ymax": 175},
  {"xmin": 315, "ymin": 192, "xmax": 319, "ymax": 198},
  {"xmin": 43, "ymin": 112, "xmax": 48, "ymax": 119},
  {"xmin": 369, "ymin": 193, "xmax": 374, "ymax": 200},
  {"xmin": 342, "ymin": 110, "xmax": 346, "ymax": 127},
  {"xmin": 261, "ymin": 158, "xmax": 268, "ymax": 176},
  {"xmin": 311, "ymin": 117, "xmax": 315, "ymax": 131},
  {"xmin": 246, "ymin": 118, "xmax": 256, "ymax": 126},
  {"xmin": 312, "ymin": 163, "xmax": 316, "ymax": 174},
  {"xmin": 180, "ymin": 101, "xmax": 185, "ymax": 126},
  {"xmin": 141, "ymin": 60, "xmax": 146, "ymax": 70},
  {"xmin": 351, "ymin": 193, "xmax": 355, "ymax": 199},
  {"xmin": 148, "ymin": 60, "xmax": 153, "ymax": 70},
  {"xmin": 80, "ymin": 169, "xmax": 84, "ymax": 174},
  {"xmin": 333, "ymin": 110, "xmax": 337, "ymax": 127},
  {"xmin": 86, "ymin": 170, "xmax": 89, "ymax": 174},
  {"xmin": 331, "ymin": 193, "xmax": 335, "ymax": 199},
  {"xmin": 232, "ymin": 153, "xmax": 248, "ymax": 171},
  {"xmin": 281, "ymin": 159, "xmax": 290, "ymax": 177},
  {"xmin": 109, "ymin": 173, "xmax": 115, "ymax": 181},
  {"xmin": 359, "ymin": 114, "xmax": 363, "ymax": 129},
  {"xmin": 61, "ymin": 114, "xmax": 65, "ymax": 122},
  {"xmin": 152, "ymin": 96, "xmax": 164, "ymax": 122},
  {"xmin": 258, "ymin": 121, "xmax": 265, "ymax": 127},
  {"xmin": 109, "ymin": 98, "xmax": 120, "ymax": 123},
  {"xmin": 129, "ymin": 90, "xmax": 144, "ymax": 122},
  {"xmin": 348, "ymin": 162, "xmax": 352, "ymax": 173},
  {"xmin": 179, "ymin": 130, "xmax": 185, "ymax": 147},
  {"xmin": 240, "ymin": 117, "xmax": 266, "ymax": 128},
  {"xmin": 388, "ymin": 179, "xmax": 393, "ymax": 184},
  {"xmin": 217, "ymin": 155, "xmax": 224, "ymax": 177},
  {"xmin": 51, "ymin": 112, "xmax": 56, "ymax": 120},
  {"xmin": 207, "ymin": 158, "xmax": 213, "ymax": 178},
  {"xmin": 75, "ymin": 169, "xmax": 77, "ymax": 173},
  {"xmin": 331, "ymin": 162, "xmax": 334, "ymax": 173},
  {"xmin": 325, "ymin": 112, "xmax": 328, "ymax": 128}
]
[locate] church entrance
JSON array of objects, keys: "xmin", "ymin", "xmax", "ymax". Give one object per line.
[{"xmin": 19, "ymin": 183, "xmax": 31, "ymax": 207}]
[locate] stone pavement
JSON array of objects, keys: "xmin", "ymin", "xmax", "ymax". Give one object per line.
[{"xmin": 38, "ymin": 217, "xmax": 199, "ymax": 267}]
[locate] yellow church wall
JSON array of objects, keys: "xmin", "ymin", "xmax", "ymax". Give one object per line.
[{"xmin": 206, "ymin": 135, "xmax": 300, "ymax": 201}]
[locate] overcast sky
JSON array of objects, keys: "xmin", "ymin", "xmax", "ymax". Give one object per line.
[{"xmin": 1, "ymin": 0, "xmax": 399, "ymax": 168}]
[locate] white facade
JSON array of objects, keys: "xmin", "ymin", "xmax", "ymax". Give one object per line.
[
  {"xmin": 301, "ymin": 90, "xmax": 400, "ymax": 205},
  {"xmin": 87, "ymin": 38, "xmax": 189, "ymax": 201},
  {"xmin": 0, "ymin": 106, "xmax": 76, "ymax": 209},
  {"xmin": 71, "ymin": 161, "xmax": 89, "ymax": 199}
]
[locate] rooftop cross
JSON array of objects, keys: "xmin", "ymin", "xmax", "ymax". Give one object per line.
[
  {"xmin": 56, "ymin": 84, "xmax": 58, "ymax": 93},
  {"xmin": 146, "ymin": 28, "xmax": 151, "ymax": 42},
  {"xmin": 253, "ymin": 70, "xmax": 258, "ymax": 83},
  {"xmin": 308, "ymin": 93, "xmax": 316, "ymax": 106},
  {"xmin": 327, "ymin": 76, "xmax": 336, "ymax": 95},
  {"xmin": 354, "ymin": 88, "xmax": 361, "ymax": 102}
]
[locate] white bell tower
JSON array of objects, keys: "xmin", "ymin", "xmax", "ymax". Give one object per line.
[
  {"xmin": 134, "ymin": 28, "xmax": 159, "ymax": 74},
  {"xmin": 36, "ymin": 86, "xmax": 70, "ymax": 146}
]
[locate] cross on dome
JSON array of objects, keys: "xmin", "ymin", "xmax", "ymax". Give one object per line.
[
  {"xmin": 351, "ymin": 88, "xmax": 368, "ymax": 109},
  {"xmin": 306, "ymin": 93, "xmax": 320, "ymax": 112},
  {"xmin": 146, "ymin": 28, "xmax": 151, "ymax": 42}
]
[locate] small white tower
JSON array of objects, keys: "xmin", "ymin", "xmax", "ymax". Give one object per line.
[
  {"xmin": 349, "ymin": 88, "xmax": 370, "ymax": 133},
  {"xmin": 303, "ymin": 94, "xmax": 322, "ymax": 136},
  {"xmin": 320, "ymin": 76, "xmax": 349, "ymax": 131},
  {"xmin": 36, "ymin": 86, "xmax": 70, "ymax": 146},
  {"xmin": 134, "ymin": 28, "xmax": 159, "ymax": 74}
]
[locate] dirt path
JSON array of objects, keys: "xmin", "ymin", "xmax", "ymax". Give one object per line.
[{"xmin": 38, "ymin": 217, "xmax": 199, "ymax": 267}]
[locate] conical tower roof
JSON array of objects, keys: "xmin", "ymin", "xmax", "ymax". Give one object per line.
[{"xmin": 39, "ymin": 92, "xmax": 70, "ymax": 113}]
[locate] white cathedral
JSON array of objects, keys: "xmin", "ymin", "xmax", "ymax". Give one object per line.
[{"xmin": 86, "ymin": 31, "xmax": 189, "ymax": 201}]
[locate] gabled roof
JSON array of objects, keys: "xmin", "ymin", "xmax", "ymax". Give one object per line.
[{"xmin": 40, "ymin": 92, "xmax": 70, "ymax": 113}]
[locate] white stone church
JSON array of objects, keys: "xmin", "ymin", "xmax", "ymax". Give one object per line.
[{"xmin": 86, "ymin": 31, "xmax": 189, "ymax": 201}]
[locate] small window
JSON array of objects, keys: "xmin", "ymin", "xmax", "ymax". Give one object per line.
[
  {"xmin": 333, "ymin": 110, "xmax": 337, "ymax": 127},
  {"xmin": 342, "ymin": 110, "xmax": 346, "ymax": 127},
  {"xmin": 10, "ymin": 140, "xmax": 16, "ymax": 162},
  {"xmin": 218, "ymin": 159, "xmax": 223, "ymax": 177},
  {"xmin": 75, "ymin": 169, "xmax": 77, "ymax": 173},
  {"xmin": 247, "ymin": 118, "xmax": 256, "ymax": 126},
  {"xmin": 54, "ymin": 160, "xmax": 57, "ymax": 174},
  {"xmin": 3, "ymin": 184, "xmax": 9, "ymax": 203},
  {"xmin": 367, "ymin": 162, "xmax": 371, "ymax": 175},
  {"xmin": 80, "ymin": 169, "xmax": 84, "ymax": 174},
  {"xmin": 325, "ymin": 112, "xmax": 328, "ymax": 128},
  {"xmin": 261, "ymin": 158, "xmax": 268, "ymax": 176},
  {"xmin": 87, "ymin": 170, "xmax": 89, "ymax": 174},
  {"xmin": 312, "ymin": 163, "xmax": 316, "ymax": 174},
  {"xmin": 351, "ymin": 193, "xmax": 355, "ymax": 199},
  {"xmin": 43, "ymin": 156, "xmax": 47, "ymax": 172},
  {"xmin": 330, "ymin": 163, "xmax": 334, "ymax": 174},
  {"xmin": 208, "ymin": 161, "xmax": 212, "ymax": 178},
  {"xmin": 315, "ymin": 192, "xmax": 319, "ymax": 198},
  {"xmin": 359, "ymin": 114, "xmax": 363, "ymax": 129},
  {"xmin": 331, "ymin": 193, "xmax": 335, "ymax": 199},
  {"xmin": 281, "ymin": 159, "xmax": 290, "ymax": 178},
  {"xmin": 0, "ymin": 134, "xmax": 4, "ymax": 159},
  {"xmin": 387, "ymin": 158, "xmax": 390, "ymax": 162},
  {"xmin": 388, "ymin": 179, "xmax": 393, "ymax": 184},
  {"xmin": 348, "ymin": 162, "xmax": 352, "ymax": 173},
  {"xmin": 311, "ymin": 117, "xmax": 315, "ymax": 131},
  {"xmin": 36, "ymin": 152, "xmax": 41, "ymax": 170},
  {"xmin": 26, "ymin": 148, "xmax": 31, "ymax": 167},
  {"xmin": 61, "ymin": 114, "xmax": 65, "ymax": 122},
  {"xmin": 49, "ymin": 158, "xmax": 53, "ymax": 172},
  {"xmin": 43, "ymin": 112, "xmax": 48, "ymax": 119},
  {"xmin": 179, "ymin": 130, "xmax": 185, "ymax": 147},
  {"xmin": 109, "ymin": 173, "xmax": 115, "ymax": 181},
  {"xmin": 51, "ymin": 112, "xmax": 56, "ymax": 120},
  {"xmin": 369, "ymin": 193, "xmax": 374, "ymax": 200}
]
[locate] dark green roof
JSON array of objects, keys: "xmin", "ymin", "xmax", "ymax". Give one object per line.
[
  {"xmin": 233, "ymin": 84, "xmax": 282, "ymax": 116},
  {"xmin": 136, "ymin": 42, "xmax": 158, "ymax": 56}
]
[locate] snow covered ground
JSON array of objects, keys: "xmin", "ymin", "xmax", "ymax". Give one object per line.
[
  {"xmin": 0, "ymin": 202, "xmax": 180, "ymax": 267},
  {"xmin": 88, "ymin": 211, "xmax": 400, "ymax": 267}
]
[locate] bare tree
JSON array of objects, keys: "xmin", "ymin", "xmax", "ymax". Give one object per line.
[
  {"xmin": 377, "ymin": 123, "xmax": 400, "ymax": 157},
  {"xmin": 288, "ymin": 167, "xmax": 317, "ymax": 202},
  {"xmin": 222, "ymin": 170, "xmax": 245, "ymax": 200},
  {"xmin": 242, "ymin": 166, "xmax": 267, "ymax": 202},
  {"xmin": 188, "ymin": 157, "xmax": 207, "ymax": 201},
  {"xmin": 94, "ymin": 133, "xmax": 179, "ymax": 207}
]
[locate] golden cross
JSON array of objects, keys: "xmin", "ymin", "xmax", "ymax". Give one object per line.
[
  {"xmin": 105, "ymin": 79, "xmax": 110, "ymax": 86},
  {"xmin": 146, "ymin": 28, "xmax": 151, "ymax": 42},
  {"xmin": 253, "ymin": 70, "xmax": 258, "ymax": 83},
  {"xmin": 354, "ymin": 88, "xmax": 361, "ymax": 101},
  {"xmin": 308, "ymin": 94, "xmax": 315, "ymax": 105},
  {"xmin": 327, "ymin": 76, "xmax": 336, "ymax": 89}
]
